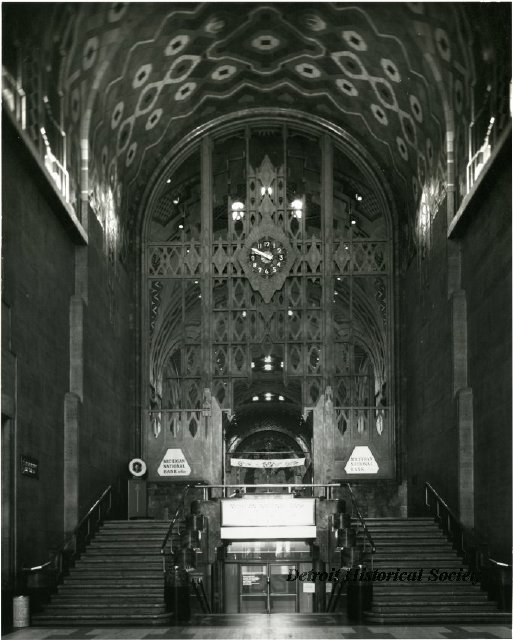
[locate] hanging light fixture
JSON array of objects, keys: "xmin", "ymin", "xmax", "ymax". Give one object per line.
[
  {"xmin": 231, "ymin": 199, "xmax": 245, "ymax": 221},
  {"xmin": 291, "ymin": 197, "xmax": 303, "ymax": 219}
]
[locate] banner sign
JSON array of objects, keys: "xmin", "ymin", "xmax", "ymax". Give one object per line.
[
  {"xmin": 158, "ymin": 448, "xmax": 191, "ymax": 476},
  {"xmin": 221, "ymin": 497, "xmax": 315, "ymax": 527},
  {"xmin": 230, "ymin": 457, "xmax": 305, "ymax": 469}
]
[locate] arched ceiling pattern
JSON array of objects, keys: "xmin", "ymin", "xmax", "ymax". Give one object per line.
[{"xmin": 5, "ymin": 3, "xmax": 510, "ymax": 255}]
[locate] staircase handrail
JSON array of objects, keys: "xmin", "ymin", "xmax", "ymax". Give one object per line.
[
  {"xmin": 424, "ymin": 481, "xmax": 485, "ymax": 564},
  {"xmin": 160, "ymin": 484, "xmax": 191, "ymax": 561},
  {"xmin": 346, "ymin": 483, "xmax": 376, "ymax": 553},
  {"xmin": 425, "ymin": 480, "xmax": 511, "ymax": 610},
  {"xmin": 22, "ymin": 485, "xmax": 112, "ymax": 583}
]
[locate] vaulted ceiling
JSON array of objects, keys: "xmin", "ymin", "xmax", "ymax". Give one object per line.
[{"xmin": 4, "ymin": 2, "xmax": 510, "ymax": 254}]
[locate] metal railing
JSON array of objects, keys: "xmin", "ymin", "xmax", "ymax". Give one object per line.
[
  {"xmin": 160, "ymin": 484, "xmax": 191, "ymax": 571},
  {"xmin": 2, "ymin": 66, "xmax": 26, "ymax": 129},
  {"xmin": 425, "ymin": 481, "xmax": 511, "ymax": 610},
  {"xmin": 22, "ymin": 485, "xmax": 112, "ymax": 588},
  {"xmin": 3, "ymin": 66, "xmax": 73, "ymax": 211},
  {"xmin": 190, "ymin": 575, "xmax": 212, "ymax": 613},
  {"xmin": 195, "ymin": 483, "xmax": 341, "ymax": 500},
  {"xmin": 346, "ymin": 483, "xmax": 376, "ymax": 554}
]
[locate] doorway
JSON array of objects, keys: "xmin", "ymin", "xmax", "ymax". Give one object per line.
[{"xmin": 239, "ymin": 563, "xmax": 297, "ymax": 613}]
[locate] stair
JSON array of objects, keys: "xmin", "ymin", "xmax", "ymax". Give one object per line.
[
  {"xmin": 32, "ymin": 520, "xmax": 182, "ymax": 626},
  {"xmin": 358, "ymin": 518, "xmax": 510, "ymax": 624}
]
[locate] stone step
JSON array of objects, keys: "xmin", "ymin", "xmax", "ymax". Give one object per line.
[
  {"xmin": 91, "ymin": 530, "xmax": 172, "ymax": 544},
  {"xmin": 43, "ymin": 602, "xmax": 166, "ymax": 611},
  {"xmin": 364, "ymin": 610, "xmax": 511, "ymax": 624},
  {"xmin": 102, "ymin": 521, "xmax": 171, "ymax": 528},
  {"xmin": 357, "ymin": 537, "xmax": 452, "ymax": 553},
  {"xmin": 32, "ymin": 611, "xmax": 173, "ymax": 626},
  {"xmin": 58, "ymin": 585, "xmax": 163, "ymax": 593},
  {"xmin": 372, "ymin": 594, "xmax": 490, "ymax": 604},
  {"xmin": 371, "ymin": 602, "xmax": 499, "ymax": 613},
  {"xmin": 369, "ymin": 549, "xmax": 459, "ymax": 557},
  {"xmin": 353, "ymin": 516, "xmax": 435, "ymax": 523},
  {"xmin": 358, "ymin": 532, "xmax": 446, "ymax": 539},
  {"xmin": 86, "ymin": 547, "xmax": 163, "ymax": 554},
  {"xmin": 51, "ymin": 594, "xmax": 166, "ymax": 603},
  {"xmin": 77, "ymin": 558, "xmax": 162, "ymax": 566},
  {"xmin": 372, "ymin": 583, "xmax": 481, "ymax": 591},
  {"xmin": 371, "ymin": 560, "xmax": 464, "ymax": 568},
  {"xmin": 62, "ymin": 577, "xmax": 163, "ymax": 585},
  {"xmin": 361, "ymin": 528, "xmax": 445, "ymax": 535}
]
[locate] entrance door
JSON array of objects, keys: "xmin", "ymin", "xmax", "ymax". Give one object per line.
[{"xmin": 239, "ymin": 564, "xmax": 297, "ymax": 613}]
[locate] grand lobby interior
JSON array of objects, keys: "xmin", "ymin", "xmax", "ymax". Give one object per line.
[{"xmin": 1, "ymin": 3, "xmax": 512, "ymax": 639}]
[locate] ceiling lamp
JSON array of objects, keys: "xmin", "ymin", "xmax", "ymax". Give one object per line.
[
  {"xmin": 291, "ymin": 198, "xmax": 303, "ymax": 219},
  {"xmin": 231, "ymin": 200, "xmax": 245, "ymax": 221},
  {"xmin": 355, "ymin": 193, "xmax": 363, "ymax": 202}
]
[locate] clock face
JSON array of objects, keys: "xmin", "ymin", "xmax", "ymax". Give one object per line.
[{"xmin": 249, "ymin": 237, "xmax": 287, "ymax": 278}]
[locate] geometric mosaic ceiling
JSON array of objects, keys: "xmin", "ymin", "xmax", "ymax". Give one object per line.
[{"xmin": 4, "ymin": 3, "xmax": 511, "ymax": 247}]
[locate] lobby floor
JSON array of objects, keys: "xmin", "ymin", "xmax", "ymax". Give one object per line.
[{"xmin": 3, "ymin": 615, "xmax": 512, "ymax": 640}]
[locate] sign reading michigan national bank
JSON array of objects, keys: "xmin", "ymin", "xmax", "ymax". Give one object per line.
[{"xmin": 157, "ymin": 448, "xmax": 191, "ymax": 476}]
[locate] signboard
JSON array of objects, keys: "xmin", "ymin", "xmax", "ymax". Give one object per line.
[
  {"xmin": 303, "ymin": 582, "xmax": 315, "ymax": 593},
  {"xmin": 221, "ymin": 497, "xmax": 315, "ymax": 527},
  {"xmin": 231, "ymin": 457, "xmax": 305, "ymax": 469},
  {"xmin": 157, "ymin": 448, "xmax": 191, "ymax": 476},
  {"xmin": 221, "ymin": 525, "xmax": 316, "ymax": 540},
  {"xmin": 344, "ymin": 446, "xmax": 379, "ymax": 474},
  {"xmin": 20, "ymin": 455, "xmax": 39, "ymax": 478}
]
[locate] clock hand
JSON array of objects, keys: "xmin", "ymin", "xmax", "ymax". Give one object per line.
[{"xmin": 251, "ymin": 247, "xmax": 273, "ymax": 261}]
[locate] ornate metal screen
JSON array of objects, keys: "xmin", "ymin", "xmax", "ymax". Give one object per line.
[{"xmin": 144, "ymin": 124, "xmax": 394, "ymax": 479}]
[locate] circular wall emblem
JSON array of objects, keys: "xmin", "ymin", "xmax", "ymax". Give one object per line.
[{"xmin": 129, "ymin": 458, "xmax": 147, "ymax": 477}]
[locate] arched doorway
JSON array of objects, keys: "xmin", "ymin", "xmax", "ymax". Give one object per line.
[{"xmin": 225, "ymin": 401, "xmax": 312, "ymax": 489}]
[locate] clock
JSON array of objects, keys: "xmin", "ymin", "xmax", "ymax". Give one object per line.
[
  {"xmin": 249, "ymin": 237, "xmax": 287, "ymax": 278},
  {"xmin": 238, "ymin": 221, "xmax": 296, "ymax": 303}
]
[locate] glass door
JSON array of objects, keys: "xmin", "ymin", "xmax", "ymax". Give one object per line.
[
  {"xmin": 269, "ymin": 564, "xmax": 297, "ymax": 613},
  {"xmin": 240, "ymin": 564, "xmax": 268, "ymax": 613},
  {"xmin": 239, "ymin": 564, "xmax": 298, "ymax": 613}
]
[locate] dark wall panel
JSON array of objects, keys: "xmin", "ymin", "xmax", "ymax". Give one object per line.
[
  {"xmin": 2, "ymin": 134, "xmax": 74, "ymax": 566},
  {"xmin": 81, "ymin": 213, "xmax": 133, "ymax": 515},
  {"xmin": 402, "ymin": 204, "xmax": 457, "ymax": 516},
  {"xmin": 461, "ymin": 153, "xmax": 512, "ymax": 561}
]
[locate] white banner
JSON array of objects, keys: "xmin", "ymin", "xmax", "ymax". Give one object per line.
[
  {"xmin": 221, "ymin": 497, "xmax": 315, "ymax": 527},
  {"xmin": 230, "ymin": 457, "xmax": 305, "ymax": 469}
]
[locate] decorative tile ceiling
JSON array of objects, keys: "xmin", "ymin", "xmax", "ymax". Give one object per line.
[{"xmin": 5, "ymin": 2, "xmax": 510, "ymax": 249}]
